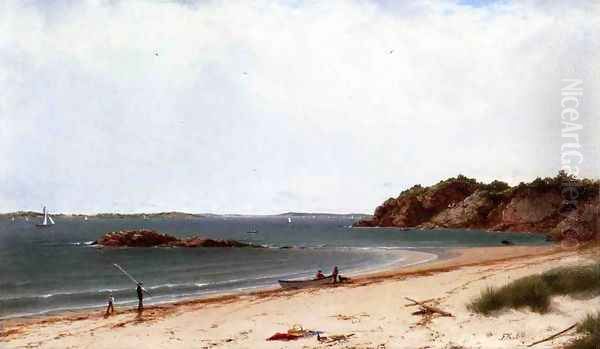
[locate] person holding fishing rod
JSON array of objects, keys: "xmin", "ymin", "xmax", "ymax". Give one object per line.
[
  {"xmin": 113, "ymin": 263, "xmax": 151, "ymax": 312},
  {"xmin": 136, "ymin": 282, "xmax": 145, "ymax": 311},
  {"xmin": 105, "ymin": 293, "xmax": 115, "ymax": 316}
]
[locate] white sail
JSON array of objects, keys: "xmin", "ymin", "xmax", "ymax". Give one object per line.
[
  {"xmin": 288, "ymin": 217, "xmax": 292, "ymax": 223},
  {"xmin": 42, "ymin": 206, "xmax": 48, "ymax": 225},
  {"xmin": 37, "ymin": 205, "xmax": 55, "ymax": 227}
]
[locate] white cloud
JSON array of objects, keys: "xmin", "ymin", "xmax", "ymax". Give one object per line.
[{"xmin": 0, "ymin": 0, "xmax": 598, "ymax": 214}]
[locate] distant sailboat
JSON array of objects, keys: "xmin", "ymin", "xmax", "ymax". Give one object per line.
[
  {"xmin": 36, "ymin": 206, "xmax": 55, "ymax": 227},
  {"xmin": 11, "ymin": 216, "xmax": 15, "ymax": 222},
  {"xmin": 288, "ymin": 217, "xmax": 292, "ymax": 224},
  {"xmin": 84, "ymin": 216, "xmax": 88, "ymax": 221},
  {"xmin": 25, "ymin": 216, "xmax": 29, "ymax": 221}
]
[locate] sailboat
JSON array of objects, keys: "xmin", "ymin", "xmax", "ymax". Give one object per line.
[
  {"xmin": 36, "ymin": 206, "xmax": 55, "ymax": 227},
  {"xmin": 288, "ymin": 217, "xmax": 292, "ymax": 224}
]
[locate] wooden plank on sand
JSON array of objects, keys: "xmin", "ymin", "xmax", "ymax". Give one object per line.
[{"xmin": 404, "ymin": 297, "xmax": 453, "ymax": 317}]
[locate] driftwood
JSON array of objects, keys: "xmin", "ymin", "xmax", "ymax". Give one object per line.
[
  {"xmin": 404, "ymin": 297, "xmax": 453, "ymax": 317},
  {"xmin": 318, "ymin": 333, "xmax": 355, "ymax": 343},
  {"xmin": 527, "ymin": 324, "xmax": 577, "ymax": 347},
  {"xmin": 411, "ymin": 309, "xmax": 431, "ymax": 316},
  {"xmin": 326, "ymin": 334, "xmax": 355, "ymax": 343},
  {"xmin": 404, "ymin": 298, "xmax": 435, "ymax": 307}
]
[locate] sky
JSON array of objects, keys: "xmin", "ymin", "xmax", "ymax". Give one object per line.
[{"xmin": 1, "ymin": 0, "xmax": 599, "ymax": 214}]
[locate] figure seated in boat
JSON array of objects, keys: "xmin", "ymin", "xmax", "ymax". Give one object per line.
[{"xmin": 315, "ymin": 270, "xmax": 325, "ymax": 279}]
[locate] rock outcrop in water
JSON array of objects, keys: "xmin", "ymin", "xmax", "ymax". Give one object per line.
[
  {"xmin": 354, "ymin": 172, "xmax": 600, "ymax": 242},
  {"xmin": 93, "ymin": 229, "xmax": 257, "ymax": 248}
]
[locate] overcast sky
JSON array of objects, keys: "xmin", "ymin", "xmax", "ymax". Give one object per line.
[{"xmin": 1, "ymin": 0, "xmax": 598, "ymax": 214}]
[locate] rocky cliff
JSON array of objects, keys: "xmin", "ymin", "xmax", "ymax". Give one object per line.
[
  {"xmin": 355, "ymin": 173, "xmax": 599, "ymax": 241},
  {"xmin": 93, "ymin": 230, "xmax": 258, "ymax": 248}
]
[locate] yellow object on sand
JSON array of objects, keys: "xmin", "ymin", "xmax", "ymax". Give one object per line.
[{"xmin": 287, "ymin": 324, "xmax": 305, "ymax": 336}]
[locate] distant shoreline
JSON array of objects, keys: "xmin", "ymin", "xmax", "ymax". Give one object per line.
[{"xmin": 0, "ymin": 211, "xmax": 372, "ymax": 219}]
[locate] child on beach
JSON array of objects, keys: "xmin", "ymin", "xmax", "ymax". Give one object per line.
[
  {"xmin": 105, "ymin": 293, "xmax": 115, "ymax": 316},
  {"xmin": 137, "ymin": 283, "xmax": 144, "ymax": 311}
]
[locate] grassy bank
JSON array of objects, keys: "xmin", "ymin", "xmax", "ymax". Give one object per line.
[
  {"xmin": 566, "ymin": 312, "xmax": 600, "ymax": 349},
  {"xmin": 468, "ymin": 263, "xmax": 600, "ymax": 314}
]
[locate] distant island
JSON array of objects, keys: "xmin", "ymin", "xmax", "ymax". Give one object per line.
[
  {"xmin": 92, "ymin": 230, "xmax": 258, "ymax": 248},
  {"xmin": 355, "ymin": 172, "xmax": 599, "ymax": 242}
]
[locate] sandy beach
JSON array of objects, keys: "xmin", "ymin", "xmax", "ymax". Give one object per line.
[{"xmin": 2, "ymin": 244, "xmax": 597, "ymax": 349}]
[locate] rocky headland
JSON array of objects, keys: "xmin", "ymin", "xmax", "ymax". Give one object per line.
[
  {"xmin": 355, "ymin": 172, "xmax": 599, "ymax": 242},
  {"xmin": 92, "ymin": 229, "xmax": 258, "ymax": 248}
]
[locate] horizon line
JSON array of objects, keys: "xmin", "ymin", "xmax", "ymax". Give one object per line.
[{"xmin": 0, "ymin": 210, "xmax": 372, "ymax": 217}]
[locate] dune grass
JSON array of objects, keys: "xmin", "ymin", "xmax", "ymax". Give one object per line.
[
  {"xmin": 565, "ymin": 312, "xmax": 600, "ymax": 349},
  {"xmin": 468, "ymin": 263, "xmax": 600, "ymax": 315}
]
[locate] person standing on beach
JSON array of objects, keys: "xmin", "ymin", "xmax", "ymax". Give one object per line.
[
  {"xmin": 137, "ymin": 282, "xmax": 144, "ymax": 311},
  {"xmin": 105, "ymin": 293, "xmax": 115, "ymax": 316},
  {"xmin": 332, "ymin": 266, "xmax": 339, "ymax": 284}
]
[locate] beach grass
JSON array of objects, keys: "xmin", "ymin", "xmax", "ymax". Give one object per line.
[
  {"xmin": 565, "ymin": 312, "xmax": 600, "ymax": 349},
  {"xmin": 468, "ymin": 263, "xmax": 600, "ymax": 315}
]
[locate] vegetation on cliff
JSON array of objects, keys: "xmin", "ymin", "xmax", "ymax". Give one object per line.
[{"xmin": 355, "ymin": 172, "xmax": 599, "ymax": 241}]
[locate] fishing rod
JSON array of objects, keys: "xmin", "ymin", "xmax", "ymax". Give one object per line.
[{"xmin": 112, "ymin": 263, "xmax": 152, "ymax": 295}]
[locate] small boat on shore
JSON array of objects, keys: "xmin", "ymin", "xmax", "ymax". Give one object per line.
[{"xmin": 278, "ymin": 275, "xmax": 334, "ymax": 289}]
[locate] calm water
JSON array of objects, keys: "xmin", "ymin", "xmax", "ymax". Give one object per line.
[{"xmin": 0, "ymin": 216, "xmax": 548, "ymax": 319}]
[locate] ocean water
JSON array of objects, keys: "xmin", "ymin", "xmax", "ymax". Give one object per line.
[{"xmin": 0, "ymin": 216, "xmax": 548, "ymax": 319}]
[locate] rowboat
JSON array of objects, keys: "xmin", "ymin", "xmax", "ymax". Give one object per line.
[{"xmin": 278, "ymin": 275, "xmax": 334, "ymax": 289}]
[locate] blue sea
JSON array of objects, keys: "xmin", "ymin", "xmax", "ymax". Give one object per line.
[{"xmin": 0, "ymin": 215, "xmax": 548, "ymax": 319}]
